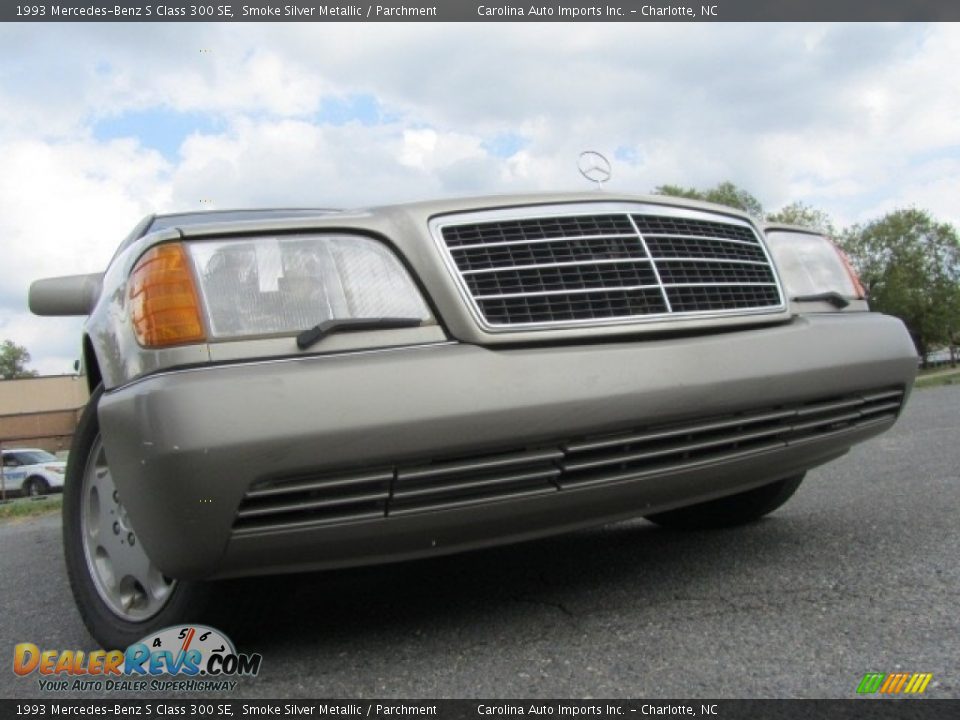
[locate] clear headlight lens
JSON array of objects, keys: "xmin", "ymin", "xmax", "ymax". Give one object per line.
[
  {"xmin": 186, "ymin": 234, "xmax": 431, "ymax": 339},
  {"xmin": 764, "ymin": 230, "xmax": 865, "ymax": 302}
]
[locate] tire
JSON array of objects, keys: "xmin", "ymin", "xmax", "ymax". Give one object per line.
[
  {"xmin": 64, "ymin": 386, "xmax": 209, "ymax": 649},
  {"xmin": 644, "ymin": 473, "xmax": 805, "ymax": 530},
  {"xmin": 24, "ymin": 476, "xmax": 49, "ymax": 497}
]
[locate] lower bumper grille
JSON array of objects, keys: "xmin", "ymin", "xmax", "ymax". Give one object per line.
[
  {"xmin": 560, "ymin": 388, "xmax": 903, "ymax": 487},
  {"xmin": 232, "ymin": 388, "xmax": 905, "ymax": 535}
]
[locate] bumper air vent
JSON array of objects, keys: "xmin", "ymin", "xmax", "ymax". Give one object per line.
[{"xmin": 231, "ymin": 388, "xmax": 904, "ymax": 535}]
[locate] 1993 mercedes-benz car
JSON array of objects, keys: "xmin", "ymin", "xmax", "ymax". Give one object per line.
[{"xmin": 30, "ymin": 193, "xmax": 917, "ymax": 647}]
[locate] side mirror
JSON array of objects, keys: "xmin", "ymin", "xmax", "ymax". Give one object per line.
[{"xmin": 29, "ymin": 273, "xmax": 104, "ymax": 316}]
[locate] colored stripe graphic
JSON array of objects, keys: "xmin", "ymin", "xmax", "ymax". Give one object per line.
[
  {"xmin": 881, "ymin": 673, "xmax": 908, "ymax": 693},
  {"xmin": 904, "ymin": 673, "xmax": 933, "ymax": 694},
  {"xmin": 857, "ymin": 673, "xmax": 885, "ymax": 694},
  {"xmin": 858, "ymin": 672, "xmax": 933, "ymax": 694}
]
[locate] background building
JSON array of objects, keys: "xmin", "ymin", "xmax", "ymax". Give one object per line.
[{"xmin": 0, "ymin": 375, "xmax": 89, "ymax": 455}]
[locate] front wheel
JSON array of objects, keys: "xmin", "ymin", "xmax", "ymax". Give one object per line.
[
  {"xmin": 64, "ymin": 386, "xmax": 209, "ymax": 648},
  {"xmin": 644, "ymin": 473, "xmax": 805, "ymax": 530},
  {"xmin": 24, "ymin": 476, "xmax": 49, "ymax": 497}
]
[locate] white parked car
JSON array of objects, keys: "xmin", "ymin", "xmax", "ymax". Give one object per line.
[{"xmin": 1, "ymin": 448, "xmax": 66, "ymax": 497}]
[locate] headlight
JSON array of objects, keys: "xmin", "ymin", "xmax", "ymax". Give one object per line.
[
  {"xmin": 130, "ymin": 235, "xmax": 432, "ymax": 346},
  {"xmin": 764, "ymin": 229, "xmax": 865, "ymax": 305}
]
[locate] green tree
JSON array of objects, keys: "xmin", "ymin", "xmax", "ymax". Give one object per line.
[
  {"xmin": 766, "ymin": 201, "xmax": 836, "ymax": 237},
  {"xmin": 653, "ymin": 181, "xmax": 764, "ymax": 218},
  {"xmin": 840, "ymin": 209, "xmax": 960, "ymax": 366},
  {"xmin": 0, "ymin": 340, "xmax": 38, "ymax": 380}
]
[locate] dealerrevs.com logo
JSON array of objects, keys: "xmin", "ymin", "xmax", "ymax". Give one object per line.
[{"xmin": 13, "ymin": 625, "xmax": 262, "ymax": 692}]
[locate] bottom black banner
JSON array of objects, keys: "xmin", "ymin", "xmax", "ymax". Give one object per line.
[{"xmin": 3, "ymin": 700, "xmax": 958, "ymax": 720}]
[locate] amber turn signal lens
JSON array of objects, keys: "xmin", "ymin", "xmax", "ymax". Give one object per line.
[
  {"xmin": 129, "ymin": 243, "xmax": 206, "ymax": 347},
  {"xmin": 831, "ymin": 242, "xmax": 867, "ymax": 300}
]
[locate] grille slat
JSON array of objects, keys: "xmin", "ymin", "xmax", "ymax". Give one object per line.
[
  {"xmin": 451, "ymin": 236, "xmax": 650, "ymax": 273},
  {"xmin": 665, "ymin": 285, "xmax": 781, "ymax": 312},
  {"xmin": 795, "ymin": 396, "xmax": 866, "ymax": 417},
  {"xmin": 394, "ymin": 468, "xmax": 561, "ymax": 503},
  {"xmin": 564, "ymin": 407, "xmax": 799, "ymax": 453},
  {"xmin": 859, "ymin": 401, "xmax": 903, "ymax": 416},
  {"xmin": 236, "ymin": 491, "xmax": 390, "ymax": 519},
  {"xmin": 449, "ymin": 233, "xmax": 640, "ymax": 252},
  {"xmin": 388, "ymin": 486, "xmax": 558, "ymax": 517},
  {"xmin": 465, "ymin": 262, "xmax": 659, "ymax": 298},
  {"xmin": 478, "ymin": 288, "xmax": 668, "ymax": 324},
  {"xmin": 437, "ymin": 208, "xmax": 783, "ymax": 327},
  {"xmin": 392, "ymin": 449, "xmax": 562, "ymax": 513},
  {"xmin": 232, "ymin": 389, "xmax": 904, "ymax": 534},
  {"xmin": 644, "ymin": 236, "xmax": 769, "ymax": 262},
  {"xmin": 656, "ymin": 260, "xmax": 776, "ymax": 285},
  {"xmin": 559, "ymin": 442, "xmax": 789, "ymax": 490},
  {"xmin": 462, "ymin": 258, "xmax": 657, "ymax": 275},
  {"xmin": 630, "ymin": 216, "xmax": 759, "ymax": 243},
  {"xmin": 244, "ymin": 470, "xmax": 393, "ymax": 499},
  {"xmin": 398, "ymin": 448, "xmax": 564, "ymax": 481},
  {"xmin": 442, "ymin": 215, "xmax": 636, "ymax": 248},
  {"xmin": 860, "ymin": 389, "xmax": 906, "ymax": 403},
  {"xmin": 791, "ymin": 411, "xmax": 864, "ymax": 434},
  {"xmin": 640, "ymin": 233, "xmax": 762, "ymax": 247},
  {"xmin": 561, "ymin": 425, "xmax": 791, "ymax": 474},
  {"xmin": 474, "ymin": 284, "xmax": 662, "ymax": 301},
  {"xmin": 233, "ymin": 469, "xmax": 392, "ymax": 532}
]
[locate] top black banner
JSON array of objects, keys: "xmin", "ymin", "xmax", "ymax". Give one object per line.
[{"xmin": 5, "ymin": 0, "xmax": 960, "ymax": 22}]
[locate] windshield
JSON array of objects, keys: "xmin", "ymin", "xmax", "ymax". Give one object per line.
[{"xmin": 14, "ymin": 450, "xmax": 58, "ymax": 464}]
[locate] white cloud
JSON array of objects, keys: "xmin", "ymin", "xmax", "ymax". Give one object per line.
[
  {"xmin": 0, "ymin": 136, "xmax": 171, "ymax": 371},
  {"xmin": 0, "ymin": 138, "xmax": 169, "ymax": 282},
  {"xmin": 154, "ymin": 47, "xmax": 328, "ymax": 118}
]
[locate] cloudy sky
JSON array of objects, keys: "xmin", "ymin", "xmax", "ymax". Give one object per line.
[{"xmin": 2, "ymin": 22, "xmax": 958, "ymax": 375}]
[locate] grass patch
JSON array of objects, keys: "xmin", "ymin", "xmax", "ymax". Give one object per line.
[
  {"xmin": 917, "ymin": 364, "xmax": 959, "ymax": 376},
  {"xmin": 915, "ymin": 367, "xmax": 960, "ymax": 389},
  {"xmin": 0, "ymin": 494, "xmax": 62, "ymax": 521}
]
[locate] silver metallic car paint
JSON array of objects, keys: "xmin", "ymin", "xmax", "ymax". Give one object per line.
[
  {"xmin": 96, "ymin": 312, "xmax": 916, "ymax": 579},
  {"xmin": 29, "ymin": 193, "xmax": 919, "ymax": 585},
  {"xmin": 29, "ymin": 272, "xmax": 104, "ymax": 316}
]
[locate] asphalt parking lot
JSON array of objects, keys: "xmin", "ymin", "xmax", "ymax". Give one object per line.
[{"xmin": 2, "ymin": 386, "xmax": 957, "ymax": 699}]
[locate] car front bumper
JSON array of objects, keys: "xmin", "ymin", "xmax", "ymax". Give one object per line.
[{"xmin": 98, "ymin": 312, "xmax": 917, "ymax": 580}]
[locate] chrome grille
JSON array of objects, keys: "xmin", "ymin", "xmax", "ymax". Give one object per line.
[
  {"xmin": 231, "ymin": 388, "xmax": 904, "ymax": 536},
  {"xmin": 434, "ymin": 205, "xmax": 784, "ymax": 329}
]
